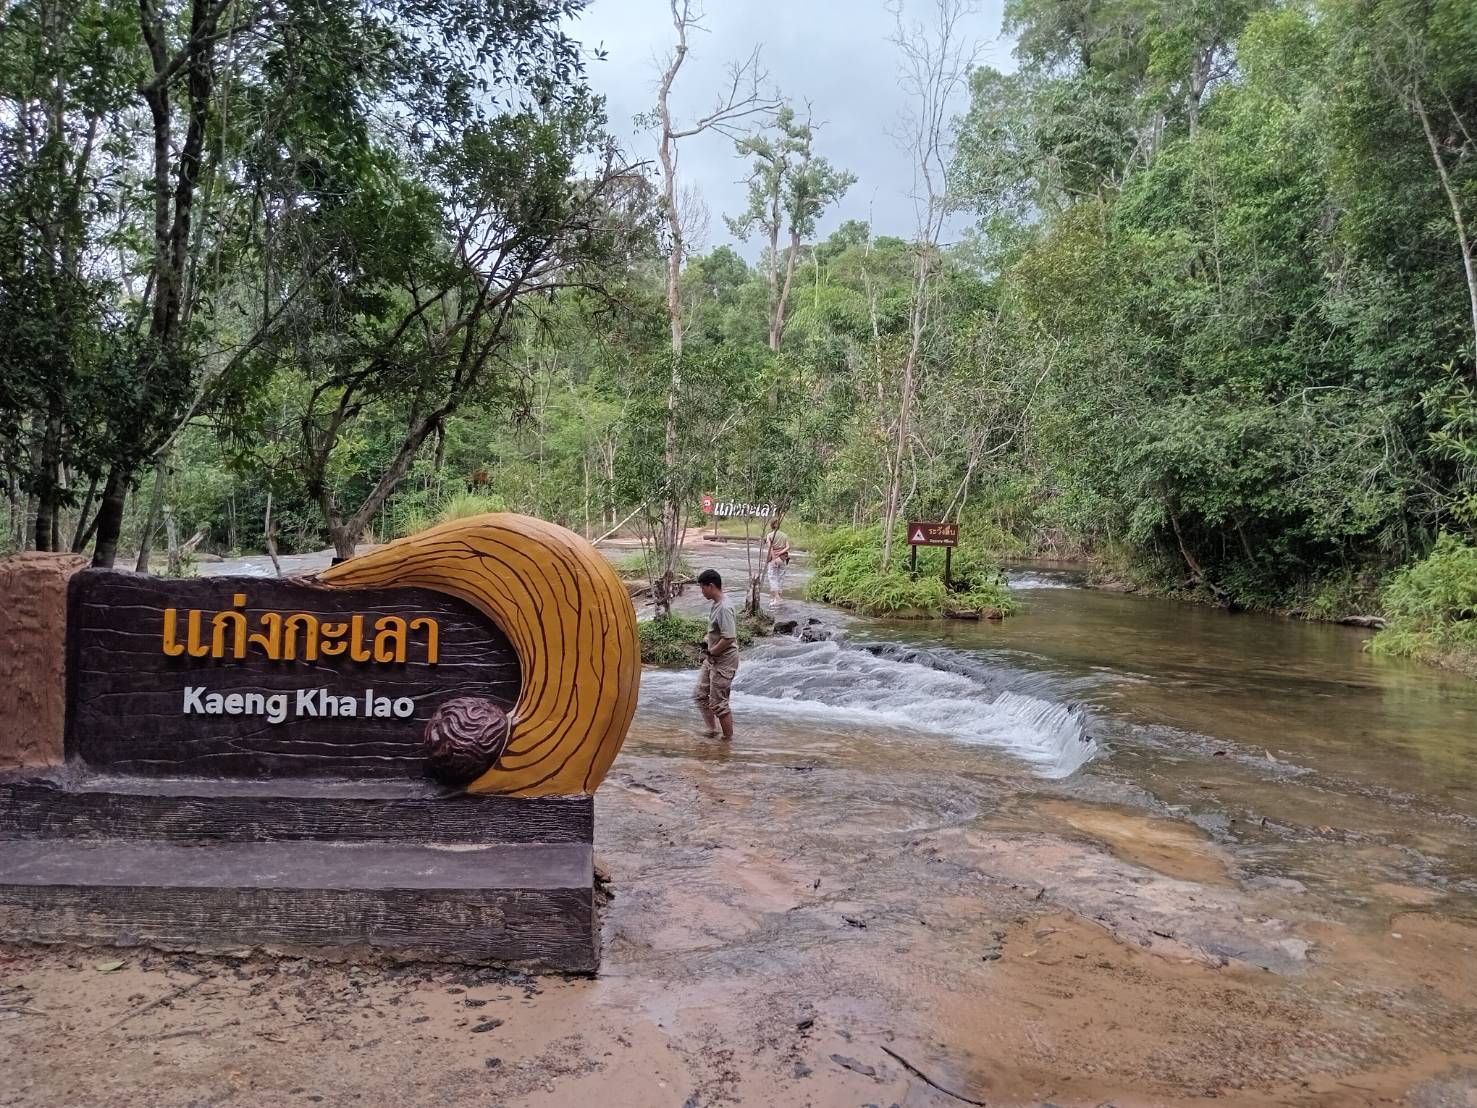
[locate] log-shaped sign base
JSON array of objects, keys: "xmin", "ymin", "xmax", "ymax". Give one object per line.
[{"xmin": 0, "ymin": 517, "xmax": 638, "ymax": 971}]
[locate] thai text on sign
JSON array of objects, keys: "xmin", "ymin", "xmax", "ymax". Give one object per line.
[
  {"xmin": 907, "ymin": 521, "xmax": 959, "ymax": 547},
  {"xmin": 700, "ymin": 494, "xmax": 774, "ymax": 519},
  {"xmin": 162, "ymin": 592, "xmax": 439, "ymax": 664}
]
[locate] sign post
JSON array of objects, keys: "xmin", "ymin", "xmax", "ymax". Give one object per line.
[
  {"xmin": 907, "ymin": 521, "xmax": 960, "ymax": 589},
  {"xmin": 0, "ymin": 514, "xmax": 640, "ymax": 971}
]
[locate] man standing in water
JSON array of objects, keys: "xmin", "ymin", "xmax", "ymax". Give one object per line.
[
  {"xmin": 764, "ymin": 517, "xmax": 791, "ymax": 608},
  {"xmin": 694, "ymin": 568, "xmax": 738, "ymax": 740}
]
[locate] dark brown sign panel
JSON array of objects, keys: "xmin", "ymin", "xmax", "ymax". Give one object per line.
[
  {"xmin": 66, "ymin": 571, "xmax": 520, "ymax": 778},
  {"xmin": 907, "ymin": 521, "xmax": 959, "ymax": 547}
]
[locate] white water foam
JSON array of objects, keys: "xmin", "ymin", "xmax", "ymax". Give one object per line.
[
  {"xmin": 646, "ymin": 638, "xmax": 1099, "ymax": 779},
  {"xmin": 1006, "ymin": 572, "xmax": 1078, "ymax": 590}
]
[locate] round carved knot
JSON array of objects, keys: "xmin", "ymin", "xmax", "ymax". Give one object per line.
[{"xmin": 422, "ymin": 697, "xmax": 511, "ymax": 786}]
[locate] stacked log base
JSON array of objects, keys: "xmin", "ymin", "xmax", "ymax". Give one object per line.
[{"xmin": 0, "ymin": 771, "xmax": 597, "ymax": 971}]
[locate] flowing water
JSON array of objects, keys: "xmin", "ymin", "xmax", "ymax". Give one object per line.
[{"xmin": 637, "ymin": 561, "xmax": 1477, "ymax": 912}]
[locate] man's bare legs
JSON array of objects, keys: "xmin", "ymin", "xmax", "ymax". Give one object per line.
[
  {"xmin": 696, "ymin": 700, "xmax": 719, "ymax": 737},
  {"xmin": 694, "ymin": 701, "xmax": 733, "ymax": 740}
]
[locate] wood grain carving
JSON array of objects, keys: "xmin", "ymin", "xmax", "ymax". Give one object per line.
[{"xmin": 317, "ymin": 514, "xmax": 640, "ymax": 796}]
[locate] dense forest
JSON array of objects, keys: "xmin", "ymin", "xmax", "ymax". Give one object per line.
[{"xmin": 2, "ymin": 0, "xmax": 1474, "ymax": 669}]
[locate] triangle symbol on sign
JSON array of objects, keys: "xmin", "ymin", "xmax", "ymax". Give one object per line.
[{"xmin": 911, "ymin": 529, "xmax": 925, "ymax": 543}]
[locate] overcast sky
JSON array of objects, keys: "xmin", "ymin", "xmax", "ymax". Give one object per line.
[{"xmin": 568, "ymin": 0, "xmax": 1016, "ymax": 260}]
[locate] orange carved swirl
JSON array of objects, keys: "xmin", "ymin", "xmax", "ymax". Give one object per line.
[{"xmin": 318, "ymin": 514, "xmax": 639, "ymax": 796}]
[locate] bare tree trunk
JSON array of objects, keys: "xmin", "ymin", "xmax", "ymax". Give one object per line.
[
  {"xmin": 89, "ymin": 0, "xmax": 234, "ymax": 569},
  {"xmin": 32, "ymin": 407, "xmax": 61, "ymax": 552},
  {"xmin": 765, "ymin": 188, "xmax": 783, "ymax": 350},
  {"xmin": 880, "ymin": 251, "xmax": 928, "ymax": 571},
  {"xmin": 650, "ymin": 1, "xmax": 774, "ymax": 616},
  {"xmin": 330, "ymin": 524, "xmax": 357, "ymax": 562},
  {"xmin": 878, "ymin": 0, "xmax": 977, "ymax": 571},
  {"xmin": 7, "ymin": 471, "xmax": 24, "ymax": 552},
  {"xmin": 263, "ymin": 491, "xmax": 282, "ymax": 577},
  {"xmin": 1412, "ymin": 92, "xmax": 1477, "ymax": 380},
  {"xmin": 91, "ymin": 466, "xmax": 128, "ymax": 567},
  {"xmin": 772, "ymin": 229, "xmax": 801, "ymax": 350},
  {"xmin": 69, "ymin": 474, "xmax": 98, "ymax": 553},
  {"xmin": 135, "ymin": 457, "xmax": 168, "ymax": 572},
  {"xmin": 654, "ymin": 12, "xmax": 688, "ymax": 619},
  {"xmin": 163, "ymin": 505, "xmax": 180, "ymax": 575}
]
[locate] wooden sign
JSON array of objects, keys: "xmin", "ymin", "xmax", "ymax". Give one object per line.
[
  {"xmin": 66, "ymin": 574, "xmax": 521, "ymax": 779},
  {"xmin": 907, "ymin": 521, "xmax": 959, "ymax": 547},
  {"xmin": 0, "ymin": 514, "xmax": 641, "ymax": 971},
  {"xmin": 61, "ymin": 511, "xmax": 642, "ymax": 795}
]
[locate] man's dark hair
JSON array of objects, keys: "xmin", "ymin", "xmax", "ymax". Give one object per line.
[{"xmin": 697, "ymin": 569, "xmax": 722, "ymax": 589}]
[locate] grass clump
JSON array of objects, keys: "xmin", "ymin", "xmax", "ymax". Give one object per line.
[
  {"xmin": 638, "ymin": 608, "xmax": 772, "ymax": 667},
  {"xmin": 1370, "ymin": 532, "xmax": 1477, "ymax": 677},
  {"xmin": 639, "ymin": 614, "xmax": 709, "ymax": 667},
  {"xmin": 806, "ymin": 526, "xmax": 1017, "ymax": 618},
  {"xmin": 393, "ymin": 491, "xmax": 508, "ymax": 539}
]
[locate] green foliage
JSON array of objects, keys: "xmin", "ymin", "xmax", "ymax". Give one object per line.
[
  {"xmin": 638, "ymin": 614, "xmax": 709, "ymax": 668},
  {"xmin": 637, "ymin": 607, "xmax": 770, "ymax": 667},
  {"xmin": 806, "ymin": 527, "xmax": 1017, "ymax": 618},
  {"xmin": 6, "ymin": 0, "xmax": 1476, "ymax": 687},
  {"xmin": 1370, "ymin": 534, "xmax": 1477, "ymax": 676},
  {"xmin": 948, "ymin": 0, "xmax": 1477, "ymax": 620},
  {"xmin": 392, "ymin": 491, "xmax": 509, "ymax": 540}
]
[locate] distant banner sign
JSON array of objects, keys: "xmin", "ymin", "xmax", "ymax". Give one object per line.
[
  {"xmin": 700, "ymin": 494, "xmax": 774, "ymax": 519},
  {"xmin": 907, "ymin": 521, "xmax": 959, "ymax": 547}
]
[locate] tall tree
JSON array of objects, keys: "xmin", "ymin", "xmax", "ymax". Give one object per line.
[
  {"xmin": 878, "ymin": 0, "xmax": 979, "ymax": 570},
  {"xmin": 728, "ymin": 105, "xmax": 855, "ymax": 350},
  {"xmin": 645, "ymin": 0, "xmax": 776, "ymax": 615}
]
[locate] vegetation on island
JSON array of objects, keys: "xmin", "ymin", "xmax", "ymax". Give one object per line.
[
  {"xmin": 638, "ymin": 611, "xmax": 770, "ymax": 668},
  {"xmin": 806, "ymin": 527, "xmax": 1015, "ymax": 619},
  {"xmin": 1, "ymin": 0, "xmax": 1474, "ymax": 671}
]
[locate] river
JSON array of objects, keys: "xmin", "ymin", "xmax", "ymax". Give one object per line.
[
  {"xmin": 111, "ymin": 539, "xmax": 1469, "ymax": 1105},
  {"xmin": 641, "ymin": 560, "xmax": 1477, "ymax": 913}
]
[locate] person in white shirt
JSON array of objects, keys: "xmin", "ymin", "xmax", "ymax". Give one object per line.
[{"xmin": 763, "ymin": 518, "xmax": 791, "ymax": 607}]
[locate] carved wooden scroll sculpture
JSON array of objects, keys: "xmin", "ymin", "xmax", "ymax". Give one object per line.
[{"xmin": 318, "ymin": 513, "xmax": 640, "ymax": 797}]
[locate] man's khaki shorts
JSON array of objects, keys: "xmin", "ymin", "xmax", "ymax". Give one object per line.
[{"xmin": 693, "ymin": 650, "xmax": 739, "ymax": 718}]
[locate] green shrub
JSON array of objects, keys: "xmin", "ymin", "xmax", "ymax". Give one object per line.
[
  {"xmin": 392, "ymin": 490, "xmax": 507, "ymax": 539},
  {"xmin": 639, "ymin": 614, "xmax": 709, "ymax": 667},
  {"xmin": 638, "ymin": 608, "xmax": 773, "ymax": 667},
  {"xmin": 1370, "ymin": 533, "xmax": 1477, "ymax": 676},
  {"xmin": 1302, "ymin": 567, "xmax": 1382, "ymax": 621},
  {"xmin": 806, "ymin": 525, "xmax": 1017, "ymax": 618},
  {"xmin": 434, "ymin": 491, "xmax": 507, "ymax": 523}
]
